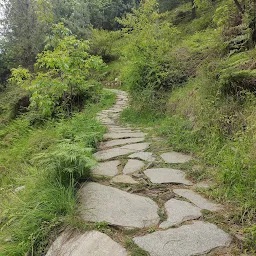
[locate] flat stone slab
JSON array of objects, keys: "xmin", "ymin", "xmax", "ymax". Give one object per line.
[
  {"xmin": 92, "ymin": 160, "xmax": 120, "ymax": 177},
  {"xmin": 94, "ymin": 144, "xmax": 148, "ymax": 161},
  {"xmin": 133, "ymin": 221, "xmax": 232, "ymax": 256},
  {"xmin": 173, "ymin": 189, "xmax": 222, "ymax": 211},
  {"xmin": 144, "ymin": 168, "xmax": 192, "ymax": 185},
  {"xmin": 123, "ymin": 159, "xmax": 145, "ymax": 174},
  {"xmin": 159, "ymin": 199, "xmax": 202, "ymax": 228},
  {"xmin": 104, "ymin": 132, "xmax": 146, "ymax": 140},
  {"xmin": 79, "ymin": 183, "xmax": 160, "ymax": 228},
  {"xmin": 102, "ymin": 138, "xmax": 145, "ymax": 148},
  {"xmin": 121, "ymin": 143, "xmax": 150, "ymax": 151},
  {"xmin": 129, "ymin": 152, "xmax": 155, "ymax": 162},
  {"xmin": 46, "ymin": 230, "xmax": 127, "ymax": 256},
  {"xmin": 94, "ymin": 148, "xmax": 135, "ymax": 161},
  {"xmin": 111, "ymin": 175, "xmax": 138, "ymax": 184},
  {"xmin": 161, "ymin": 152, "xmax": 192, "ymax": 163}
]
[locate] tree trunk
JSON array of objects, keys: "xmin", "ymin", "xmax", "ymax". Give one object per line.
[
  {"xmin": 191, "ymin": 0, "xmax": 196, "ymax": 19},
  {"xmin": 233, "ymin": 0, "xmax": 245, "ymax": 14}
]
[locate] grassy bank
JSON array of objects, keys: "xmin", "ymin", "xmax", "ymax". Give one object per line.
[{"xmin": 0, "ymin": 88, "xmax": 115, "ymax": 255}]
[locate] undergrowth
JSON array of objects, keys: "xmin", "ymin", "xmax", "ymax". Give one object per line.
[{"xmin": 0, "ymin": 89, "xmax": 115, "ymax": 255}]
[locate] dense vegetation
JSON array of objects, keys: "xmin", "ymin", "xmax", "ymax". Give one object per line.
[{"xmin": 0, "ymin": 0, "xmax": 256, "ymax": 254}]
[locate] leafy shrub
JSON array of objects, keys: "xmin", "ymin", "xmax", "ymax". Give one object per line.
[
  {"xmin": 34, "ymin": 141, "xmax": 96, "ymax": 186},
  {"xmin": 10, "ymin": 23, "xmax": 104, "ymax": 118},
  {"xmin": 90, "ymin": 29, "xmax": 122, "ymax": 62},
  {"xmin": 117, "ymin": 0, "xmax": 182, "ymax": 110},
  {"xmin": 219, "ymin": 70, "xmax": 256, "ymax": 98}
]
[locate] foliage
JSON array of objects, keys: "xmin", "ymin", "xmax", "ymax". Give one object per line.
[
  {"xmin": 90, "ymin": 29, "xmax": 122, "ymax": 62},
  {"xmin": 10, "ymin": 23, "xmax": 104, "ymax": 117},
  {"xmin": 0, "ymin": 90, "xmax": 115, "ymax": 255},
  {"xmin": 117, "ymin": 0, "xmax": 182, "ymax": 111},
  {"xmin": 35, "ymin": 141, "xmax": 95, "ymax": 186}
]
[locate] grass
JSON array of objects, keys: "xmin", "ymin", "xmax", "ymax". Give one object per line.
[
  {"xmin": 120, "ymin": 80, "xmax": 256, "ymax": 253},
  {"xmin": 0, "ymin": 89, "xmax": 116, "ymax": 255}
]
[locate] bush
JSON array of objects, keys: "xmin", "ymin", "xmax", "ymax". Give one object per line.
[
  {"xmin": 35, "ymin": 141, "xmax": 95, "ymax": 186},
  {"xmin": 219, "ymin": 70, "xmax": 256, "ymax": 98}
]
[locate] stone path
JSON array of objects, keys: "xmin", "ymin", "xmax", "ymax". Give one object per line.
[{"xmin": 47, "ymin": 89, "xmax": 232, "ymax": 256}]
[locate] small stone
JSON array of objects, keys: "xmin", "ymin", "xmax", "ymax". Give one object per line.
[
  {"xmin": 159, "ymin": 199, "xmax": 202, "ymax": 228},
  {"xmin": 123, "ymin": 160, "xmax": 145, "ymax": 174},
  {"xmin": 79, "ymin": 183, "xmax": 159, "ymax": 228},
  {"xmin": 133, "ymin": 221, "xmax": 232, "ymax": 256},
  {"xmin": 112, "ymin": 175, "xmax": 138, "ymax": 184},
  {"xmin": 144, "ymin": 168, "xmax": 193, "ymax": 186},
  {"xmin": 173, "ymin": 189, "xmax": 222, "ymax": 211},
  {"xmin": 129, "ymin": 152, "xmax": 155, "ymax": 162},
  {"xmin": 92, "ymin": 160, "xmax": 120, "ymax": 177},
  {"xmin": 195, "ymin": 181, "xmax": 213, "ymax": 189},
  {"xmin": 104, "ymin": 132, "xmax": 146, "ymax": 140},
  {"xmin": 159, "ymin": 192, "xmax": 174, "ymax": 201},
  {"xmin": 161, "ymin": 152, "xmax": 192, "ymax": 163},
  {"xmin": 14, "ymin": 186, "xmax": 25, "ymax": 192},
  {"xmin": 101, "ymin": 138, "xmax": 145, "ymax": 148},
  {"xmin": 46, "ymin": 230, "xmax": 127, "ymax": 256}
]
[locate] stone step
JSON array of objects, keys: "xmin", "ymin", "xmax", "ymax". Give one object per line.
[
  {"xmin": 46, "ymin": 230, "xmax": 127, "ymax": 256},
  {"xmin": 133, "ymin": 221, "xmax": 231, "ymax": 256},
  {"xmin": 78, "ymin": 182, "xmax": 160, "ymax": 228}
]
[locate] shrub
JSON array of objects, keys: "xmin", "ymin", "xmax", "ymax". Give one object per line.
[{"xmin": 9, "ymin": 23, "xmax": 104, "ymax": 118}]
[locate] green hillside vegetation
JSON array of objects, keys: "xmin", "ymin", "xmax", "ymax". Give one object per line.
[{"xmin": 0, "ymin": 0, "xmax": 256, "ymax": 254}]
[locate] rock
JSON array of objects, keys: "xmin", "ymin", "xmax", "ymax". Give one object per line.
[
  {"xmin": 104, "ymin": 132, "xmax": 146, "ymax": 140},
  {"xmin": 92, "ymin": 160, "xmax": 120, "ymax": 177},
  {"xmin": 46, "ymin": 230, "xmax": 127, "ymax": 256},
  {"xmin": 94, "ymin": 148, "xmax": 135, "ymax": 161},
  {"xmin": 121, "ymin": 143, "xmax": 150, "ymax": 151},
  {"xmin": 160, "ymin": 152, "xmax": 192, "ymax": 164},
  {"xmin": 123, "ymin": 159, "xmax": 145, "ymax": 174},
  {"xmin": 195, "ymin": 181, "xmax": 213, "ymax": 189},
  {"xmin": 173, "ymin": 189, "xmax": 223, "ymax": 211},
  {"xmin": 14, "ymin": 186, "xmax": 25, "ymax": 192},
  {"xmin": 79, "ymin": 183, "xmax": 160, "ymax": 228},
  {"xmin": 144, "ymin": 168, "xmax": 192, "ymax": 186},
  {"xmin": 94, "ymin": 144, "xmax": 148, "ymax": 161},
  {"xmin": 111, "ymin": 175, "xmax": 138, "ymax": 184},
  {"xmin": 133, "ymin": 221, "xmax": 232, "ymax": 256},
  {"xmin": 159, "ymin": 199, "xmax": 202, "ymax": 228},
  {"xmin": 129, "ymin": 152, "xmax": 156, "ymax": 162},
  {"xmin": 101, "ymin": 138, "xmax": 145, "ymax": 148}
]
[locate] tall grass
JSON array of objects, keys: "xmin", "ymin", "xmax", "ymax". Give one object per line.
[{"xmin": 0, "ymin": 90, "xmax": 115, "ymax": 255}]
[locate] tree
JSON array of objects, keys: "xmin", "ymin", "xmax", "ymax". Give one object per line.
[
  {"xmin": 1, "ymin": 0, "xmax": 49, "ymax": 69},
  {"xmin": 10, "ymin": 23, "xmax": 104, "ymax": 117}
]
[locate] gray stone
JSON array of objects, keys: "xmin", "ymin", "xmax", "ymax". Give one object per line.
[
  {"xmin": 101, "ymin": 138, "xmax": 145, "ymax": 148},
  {"xmin": 46, "ymin": 230, "xmax": 127, "ymax": 256},
  {"xmin": 133, "ymin": 221, "xmax": 232, "ymax": 256},
  {"xmin": 129, "ymin": 152, "xmax": 155, "ymax": 162},
  {"xmin": 94, "ymin": 148, "xmax": 135, "ymax": 161},
  {"xmin": 195, "ymin": 181, "xmax": 213, "ymax": 189},
  {"xmin": 144, "ymin": 168, "xmax": 192, "ymax": 186},
  {"xmin": 173, "ymin": 189, "xmax": 222, "ymax": 211},
  {"xmin": 111, "ymin": 175, "xmax": 138, "ymax": 184},
  {"xmin": 160, "ymin": 152, "xmax": 192, "ymax": 164},
  {"xmin": 121, "ymin": 143, "xmax": 150, "ymax": 151},
  {"xmin": 92, "ymin": 160, "xmax": 120, "ymax": 177},
  {"xmin": 79, "ymin": 183, "xmax": 159, "ymax": 228},
  {"xmin": 123, "ymin": 159, "xmax": 145, "ymax": 174},
  {"xmin": 104, "ymin": 132, "xmax": 146, "ymax": 140},
  {"xmin": 14, "ymin": 186, "xmax": 25, "ymax": 192},
  {"xmin": 159, "ymin": 199, "xmax": 202, "ymax": 228},
  {"xmin": 94, "ymin": 144, "xmax": 149, "ymax": 161}
]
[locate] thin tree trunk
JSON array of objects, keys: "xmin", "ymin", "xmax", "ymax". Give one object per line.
[{"xmin": 233, "ymin": 0, "xmax": 245, "ymax": 13}]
